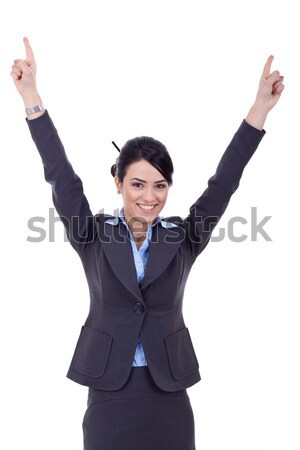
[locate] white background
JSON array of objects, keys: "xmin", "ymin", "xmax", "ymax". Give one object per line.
[{"xmin": 1, "ymin": 1, "xmax": 299, "ymax": 449}]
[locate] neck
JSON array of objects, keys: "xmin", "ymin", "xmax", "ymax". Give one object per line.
[{"xmin": 123, "ymin": 211, "xmax": 151, "ymax": 236}]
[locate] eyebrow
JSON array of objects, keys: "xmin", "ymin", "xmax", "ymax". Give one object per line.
[{"xmin": 130, "ymin": 177, "xmax": 167, "ymax": 184}]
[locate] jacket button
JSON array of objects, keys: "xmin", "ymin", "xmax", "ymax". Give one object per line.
[{"xmin": 133, "ymin": 302, "xmax": 145, "ymax": 315}]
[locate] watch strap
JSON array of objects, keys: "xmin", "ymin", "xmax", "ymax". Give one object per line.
[{"xmin": 25, "ymin": 104, "xmax": 45, "ymax": 116}]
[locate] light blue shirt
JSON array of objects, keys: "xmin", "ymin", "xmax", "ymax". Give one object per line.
[{"xmin": 105, "ymin": 206, "xmax": 178, "ymax": 366}]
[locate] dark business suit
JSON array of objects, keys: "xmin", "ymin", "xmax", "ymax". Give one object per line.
[
  {"xmin": 26, "ymin": 110, "xmax": 265, "ymax": 449},
  {"xmin": 26, "ymin": 110, "xmax": 265, "ymax": 391}
]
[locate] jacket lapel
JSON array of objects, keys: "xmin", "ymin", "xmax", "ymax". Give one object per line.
[
  {"xmin": 101, "ymin": 220, "xmax": 143, "ymax": 302},
  {"xmin": 100, "ymin": 219, "xmax": 185, "ymax": 301},
  {"xmin": 139, "ymin": 224, "xmax": 185, "ymax": 291}
]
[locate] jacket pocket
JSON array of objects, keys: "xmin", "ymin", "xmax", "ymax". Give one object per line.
[
  {"xmin": 70, "ymin": 325, "xmax": 113, "ymax": 378},
  {"xmin": 165, "ymin": 326, "xmax": 199, "ymax": 380}
]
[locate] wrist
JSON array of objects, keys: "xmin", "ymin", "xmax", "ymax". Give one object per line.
[
  {"xmin": 22, "ymin": 91, "xmax": 42, "ymax": 108},
  {"xmin": 22, "ymin": 92, "xmax": 45, "ymax": 120},
  {"xmin": 245, "ymin": 102, "xmax": 269, "ymax": 130}
]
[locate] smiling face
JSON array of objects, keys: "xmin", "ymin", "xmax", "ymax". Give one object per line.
[{"xmin": 114, "ymin": 158, "xmax": 170, "ymax": 234}]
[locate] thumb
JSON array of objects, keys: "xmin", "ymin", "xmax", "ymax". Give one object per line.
[
  {"xmin": 15, "ymin": 60, "xmax": 36, "ymax": 85},
  {"xmin": 15, "ymin": 59, "xmax": 31, "ymax": 74}
]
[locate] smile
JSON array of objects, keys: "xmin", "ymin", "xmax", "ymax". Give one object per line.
[{"xmin": 137, "ymin": 203, "xmax": 157, "ymax": 211}]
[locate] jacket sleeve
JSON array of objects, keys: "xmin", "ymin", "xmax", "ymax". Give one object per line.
[
  {"xmin": 183, "ymin": 119, "xmax": 266, "ymax": 259},
  {"xmin": 26, "ymin": 109, "xmax": 96, "ymax": 255}
]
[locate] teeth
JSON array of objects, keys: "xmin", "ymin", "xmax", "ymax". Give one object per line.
[{"xmin": 138, "ymin": 204, "xmax": 156, "ymax": 210}]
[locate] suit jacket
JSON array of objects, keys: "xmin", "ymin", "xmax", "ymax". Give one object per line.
[{"xmin": 26, "ymin": 110, "xmax": 265, "ymax": 392}]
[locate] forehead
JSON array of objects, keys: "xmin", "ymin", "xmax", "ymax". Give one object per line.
[{"xmin": 125, "ymin": 160, "xmax": 165, "ymax": 180}]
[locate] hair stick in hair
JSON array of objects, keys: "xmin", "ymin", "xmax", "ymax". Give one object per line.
[{"xmin": 112, "ymin": 141, "xmax": 121, "ymax": 152}]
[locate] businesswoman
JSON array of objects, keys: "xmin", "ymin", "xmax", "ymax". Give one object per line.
[{"xmin": 11, "ymin": 37, "xmax": 284, "ymax": 450}]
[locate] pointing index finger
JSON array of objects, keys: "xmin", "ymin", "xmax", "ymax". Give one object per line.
[
  {"xmin": 262, "ymin": 55, "xmax": 274, "ymax": 79},
  {"xmin": 23, "ymin": 36, "xmax": 35, "ymax": 64}
]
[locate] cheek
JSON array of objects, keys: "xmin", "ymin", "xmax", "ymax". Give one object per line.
[
  {"xmin": 156, "ymin": 196, "xmax": 167, "ymax": 209},
  {"xmin": 160, "ymin": 191, "xmax": 169, "ymax": 202},
  {"xmin": 125, "ymin": 193, "xmax": 141, "ymax": 207},
  {"xmin": 122, "ymin": 189, "xmax": 135, "ymax": 201}
]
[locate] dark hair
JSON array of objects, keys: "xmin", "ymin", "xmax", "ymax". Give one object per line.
[{"xmin": 110, "ymin": 136, "xmax": 174, "ymax": 186}]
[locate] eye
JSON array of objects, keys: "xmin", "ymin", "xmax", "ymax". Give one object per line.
[{"xmin": 131, "ymin": 182, "xmax": 167, "ymax": 189}]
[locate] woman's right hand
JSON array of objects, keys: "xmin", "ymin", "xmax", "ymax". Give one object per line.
[
  {"xmin": 11, "ymin": 37, "xmax": 38, "ymax": 98},
  {"xmin": 11, "ymin": 37, "xmax": 44, "ymax": 119}
]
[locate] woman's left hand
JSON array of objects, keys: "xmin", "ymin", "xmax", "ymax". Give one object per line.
[
  {"xmin": 255, "ymin": 55, "xmax": 285, "ymax": 111},
  {"xmin": 245, "ymin": 55, "xmax": 285, "ymax": 130}
]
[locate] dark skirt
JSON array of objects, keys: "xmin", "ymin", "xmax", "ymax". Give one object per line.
[{"xmin": 82, "ymin": 366, "xmax": 196, "ymax": 450}]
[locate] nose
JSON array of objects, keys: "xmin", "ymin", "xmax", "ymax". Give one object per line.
[{"xmin": 141, "ymin": 187, "xmax": 157, "ymax": 203}]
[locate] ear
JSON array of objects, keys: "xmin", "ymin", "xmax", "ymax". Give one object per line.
[{"xmin": 114, "ymin": 176, "xmax": 121, "ymax": 193}]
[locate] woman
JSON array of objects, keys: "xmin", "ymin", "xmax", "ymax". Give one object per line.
[{"xmin": 11, "ymin": 37, "xmax": 284, "ymax": 450}]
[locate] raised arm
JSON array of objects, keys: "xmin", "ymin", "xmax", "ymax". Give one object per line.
[
  {"xmin": 11, "ymin": 37, "xmax": 96, "ymax": 255},
  {"xmin": 183, "ymin": 55, "xmax": 285, "ymax": 259}
]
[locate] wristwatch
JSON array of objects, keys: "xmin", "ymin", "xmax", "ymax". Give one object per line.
[{"xmin": 25, "ymin": 104, "xmax": 45, "ymax": 116}]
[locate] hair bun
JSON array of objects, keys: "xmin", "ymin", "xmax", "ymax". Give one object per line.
[{"xmin": 111, "ymin": 163, "xmax": 117, "ymax": 177}]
